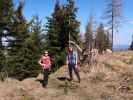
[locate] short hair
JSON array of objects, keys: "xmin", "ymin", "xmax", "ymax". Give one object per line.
[{"xmin": 44, "ymin": 51, "xmax": 48, "ymax": 54}]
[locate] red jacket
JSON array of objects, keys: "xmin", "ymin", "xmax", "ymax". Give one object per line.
[{"xmin": 39, "ymin": 55, "xmax": 51, "ymax": 69}]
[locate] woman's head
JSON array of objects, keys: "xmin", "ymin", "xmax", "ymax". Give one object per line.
[
  {"xmin": 44, "ymin": 51, "xmax": 48, "ymax": 56},
  {"xmin": 68, "ymin": 46, "xmax": 73, "ymax": 52}
]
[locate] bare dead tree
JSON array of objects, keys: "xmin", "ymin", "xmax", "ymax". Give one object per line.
[
  {"xmin": 85, "ymin": 15, "xmax": 94, "ymax": 51},
  {"xmin": 104, "ymin": 0, "xmax": 122, "ymax": 50}
]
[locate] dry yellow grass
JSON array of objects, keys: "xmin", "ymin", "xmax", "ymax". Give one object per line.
[{"xmin": 0, "ymin": 51, "xmax": 132, "ymax": 100}]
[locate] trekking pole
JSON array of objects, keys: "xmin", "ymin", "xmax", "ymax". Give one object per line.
[
  {"xmin": 64, "ymin": 54, "xmax": 68, "ymax": 94},
  {"xmin": 64, "ymin": 72, "xmax": 68, "ymax": 94},
  {"xmin": 64, "ymin": 15, "xmax": 71, "ymax": 95}
]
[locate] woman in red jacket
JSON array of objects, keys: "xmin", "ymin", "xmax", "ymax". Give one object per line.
[{"xmin": 38, "ymin": 51, "xmax": 51, "ymax": 88}]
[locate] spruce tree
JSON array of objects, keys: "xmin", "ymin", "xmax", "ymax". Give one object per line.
[
  {"xmin": 85, "ymin": 15, "xmax": 93, "ymax": 50},
  {"xmin": 30, "ymin": 15, "xmax": 45, "ymax": 50},
  {"xmin": 0, "ymin": 0, "xmax": 14, "ymax": 70},
  {"xmin": 45, "ymin": 0, "xmax": 80, "ymax": 71},
  {"xmin": 26, "ymin": 15, "xmax": 45, "ymax": 75},
  {"xmin": 7, "ymin": 1, "xmax": 29, "ymax": 79},
  {"xmin": 4, "ymin": 1, "xmax": 41, "ymax": 79},
  {"xmin": 0, "ymin": 30, "xmax": 4, "ymax": 68},
  {"xmin": 7, "ymin": 1, "xmax": 46, "ymax": 80},
  {"xmin": 95, "ymin": 23, "xmax": 111, "ymax": 53},
  {"xmin": 45, "ymin": 1, "xmax": 65, "ymax": 70},
  {"xmin": 64, "ymin": 0, "xmax": 80, "ymax": 45}
]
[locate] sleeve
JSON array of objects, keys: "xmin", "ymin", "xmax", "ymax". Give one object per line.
[
  {"xmin": 38, "ymin": 56, "xmax": 43, "ymax": 65},
  {"xmin": 48, "ymin": 56, "xmax": 51, "ymax": 65},
  {"xmin": 74, "ymin": 51, "xmax": 78, "ymax": 65},
  {"xmin": 66, "ymin": 54, "xmax": 68, "ymax": 64}
]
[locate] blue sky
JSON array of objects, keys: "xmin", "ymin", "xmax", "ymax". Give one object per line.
[{"xmin": 13, "ymin": 0, "xmax": 133, "ymax": 45}]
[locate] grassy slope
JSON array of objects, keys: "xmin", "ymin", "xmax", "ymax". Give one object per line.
[{"xmin": 0, "ymin": 51, "xmax": 133, "ymax": 100}]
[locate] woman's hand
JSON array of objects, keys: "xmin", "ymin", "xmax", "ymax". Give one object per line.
[
  {"xmin": 75, "ymin": 64, "xmax": 78, "ymax": 68},
  {"xmin": 49, "ymin": 68, "xmax": 51, "ymax": 71}
]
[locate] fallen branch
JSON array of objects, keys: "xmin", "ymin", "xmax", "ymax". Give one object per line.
[{"xmin": 69, "ymin": 41, "xmax": 83, "ymax": 53}]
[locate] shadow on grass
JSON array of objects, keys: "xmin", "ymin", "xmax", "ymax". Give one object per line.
[
  {"xmin": 57, "ymin": 77, "xmax": 79, "ymax": 90},
  {"xmin": 36, "ymin": 79, "xmax": 43, "ymax": 82},
  {"xmin": 57, "ymin": 76, "xmax": 70, "ymax": 81},
  {"xmin": 36, "ymin": 79, "xmax": 44, "ymax": 87}
]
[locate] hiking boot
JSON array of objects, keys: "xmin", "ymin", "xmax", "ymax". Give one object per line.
[{"xmin": 42, "ymin": 84, "xmax": 47, "ymax": 88}]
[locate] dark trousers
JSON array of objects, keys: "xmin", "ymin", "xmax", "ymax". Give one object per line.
[
  {"xmin": 68, "ymin": 64, "xmax": 80, "ymax": 82},
  {"xmin": 43, "ymin": 69, "xmax": 49, "ymax": 87}
]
